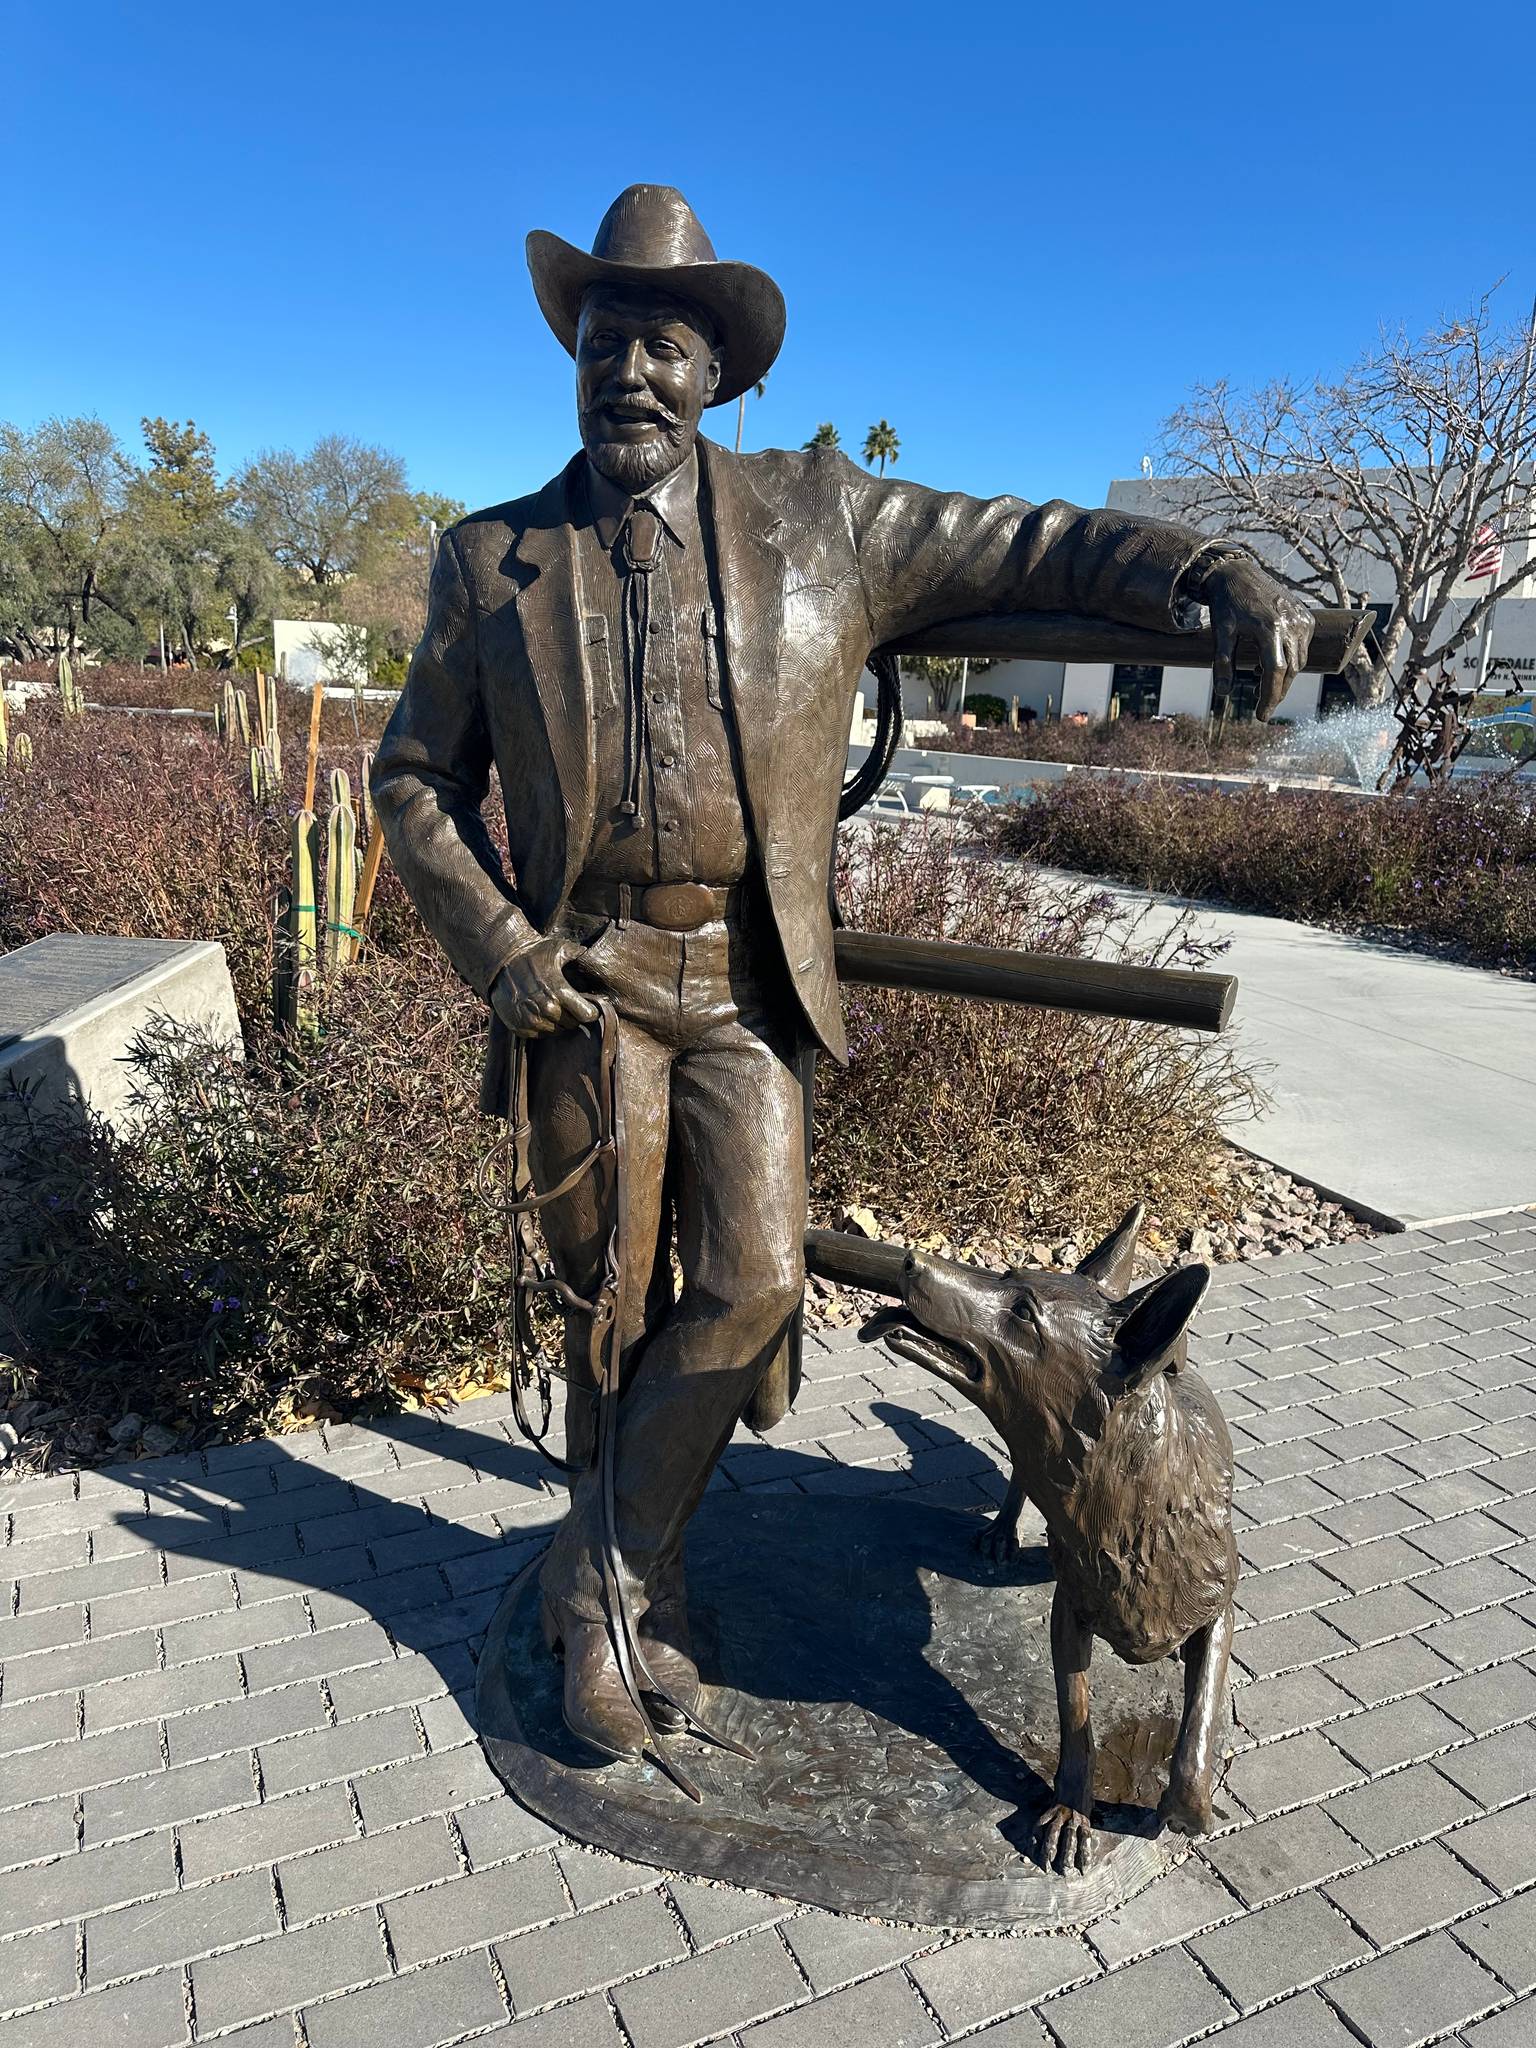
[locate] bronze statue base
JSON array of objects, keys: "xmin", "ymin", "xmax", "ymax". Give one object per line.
[{"xmin": 476, "ymin": 1495, "xmax": 1232, "ymax": 1931}]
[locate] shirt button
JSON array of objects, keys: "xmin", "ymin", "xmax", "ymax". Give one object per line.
[
  {"xmin": 661, "ymin": 753, "xmax": 677, "ymax": 769},
  {"xmin": 662, "ymin": 819, "xmax": 680, "ymax": 834},
  {"xmin": 649, "ymin": 690, "xmax": 664, "ymax": 705},
  {"xmin": 647, "ymin": 618, "xmax": 662, "ymax": 635}
]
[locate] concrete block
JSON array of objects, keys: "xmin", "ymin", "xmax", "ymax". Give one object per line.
[
  {"xmin": 742, "ymin": 1969, "xmax": 938, "ymax": 2048},
  {"xmin": 0, "ymin": 1921, "xmax": 80, "ymax": 2011},
  {"xmin": 1325, "ymin": 1929, "xmax": 1505, "ymax": 2046},
  {"xmin": 83, "ymin": 1751, "xmax": 255, "ymax": 1847},
  {"xmin": 0, "ymin": 1969, "xmax": 188, "ymax": 2047},
  {"xmin": 302, "ymin": 1951, "xmax": 506, "ymax": 2048},
  {"xmin": 1324, "ymin": 1761, "xmax": 1477, "ymax": 1853},
  {"xmin": 179, "ymin": 1782, "xmax": 356, "ymax": 1884},
  {"xmin": 1326, "ymin": 1840, "xmax": 1495, "ymax": 1946},
  {"xmin": 495, "ymin": 1891, "xmax": 685, "ymax": 2011},
  {"xmin": 383, "ymin": 1859, "xmax": 568, "ymax": 1965},
  {"xmin": 1190, "ymin": 1888, "xmax": 1369, "ymax": 2007},
  {"xmin": 909, "ymin": 1932, "xmax": 1095, "ymax": 2032},
  {"xmin": 612, "ymin": 1931, "xmax": 807, "ymax": 2048},
  {"xmin": 189, "ymin": 1910, "xmax": 389, "ymax": 2031},
  {"xmin": 86, "ymin": 1867, "xmax": 278, "ymax": 1981},
  {"xmin": 0, "ymin": 1828, "xmax": 176, "ymax": 1938},
  {"xmin": 276, "ymin": 1816, "xmax": 458, "ymax": 1924},
  {"xmin": 0, "ymin": 934, "xmax": 239, "ymax": 1134},
  {"xmin": 1199, "ymin": 1806, "xmax": 1363, "ymax": 1906},
  {"xmin": 1038, "ymin": 1946, "xmax": 1233, "ymax": 2048}
]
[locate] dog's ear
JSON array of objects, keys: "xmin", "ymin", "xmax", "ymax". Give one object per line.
[
  {"xmin": 1077, "ymin": 1202, "xmax": 1146, "ymax": 1295},
  {"xmin": 1110, "ymin": 1263, "xmax": 1208, "ymax": 1393}
]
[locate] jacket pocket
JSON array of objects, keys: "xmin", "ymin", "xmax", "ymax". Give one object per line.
[{"xmin": 584, "ymin": 614, "xmax": 617, "ymax": 710}]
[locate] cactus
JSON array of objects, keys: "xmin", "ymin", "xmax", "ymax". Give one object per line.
[
  {"xmin": 13, "ymin": 731, "xmax": 33, "ymax": 769},
  {"xmin": 217, "ymin": 678, "xmax": 240, "ymax": 749},
  {"xmin": 285, "ymin": 811, "xmax": 320, "ymax": 1035},
  {"xmin": 324, "ymin": 770, "xmax": 361, "ymax": 971},
  {"xmin": 234, "ymin": 686, "xmax": 251, "ymax": 746},
  {"xmin": 358, "ymin": 750, "xmax": 374, "ymax": 837},
  {"xmin": 56, "ymin": 650, "xmax": 83, "ymax": 716},
  {"xmin": 249, "ymin": 744, "xmax": 278, "ymax": 807}
]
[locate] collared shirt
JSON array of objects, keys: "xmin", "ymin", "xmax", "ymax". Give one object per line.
[{"xmin": 578, "ymin": 453, "xmax": 752, "ymax": 886}]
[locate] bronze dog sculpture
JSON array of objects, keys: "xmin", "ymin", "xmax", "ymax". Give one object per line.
[{"xmin": 859, "ymin": 1204, "xmax": 1237, "ymax": 1874}]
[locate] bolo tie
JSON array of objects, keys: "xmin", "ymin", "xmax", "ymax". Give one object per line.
[{"xmin": 617, "ymin": 504, "xmax": 663, "ymax": 822}]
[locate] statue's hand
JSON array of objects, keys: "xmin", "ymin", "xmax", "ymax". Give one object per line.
[
  {"xmin": 490, "ymin": 938, "xmax": 600, "ymax": 1038},
  {"xmin": 1201, "ymin": 558, "xmax": 1315, "ymax": 720}
]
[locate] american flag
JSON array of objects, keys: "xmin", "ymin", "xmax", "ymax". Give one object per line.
[{"xmin": 1466, "ymin": 521, "xmax": 1504, "ymax": 581}]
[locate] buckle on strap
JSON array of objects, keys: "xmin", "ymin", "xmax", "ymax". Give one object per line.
[{"xmin": 639, "ymin": 882, "xmax": 723, "ymax": 931}]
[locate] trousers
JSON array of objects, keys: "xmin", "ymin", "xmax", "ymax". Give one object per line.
[{"xmin": 531, "ymin": 904, "xmax": 806, "ymax": 1621}]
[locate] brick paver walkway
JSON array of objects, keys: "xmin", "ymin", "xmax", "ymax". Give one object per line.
[{"xmin": 3, "ymin": 1219, "xmax": 1536, "ymax": 2047}]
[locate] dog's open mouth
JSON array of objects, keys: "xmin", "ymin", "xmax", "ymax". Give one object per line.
[{"xmin": 858, "ymin": 1307, "xmax": 983, "ymax": 1386}]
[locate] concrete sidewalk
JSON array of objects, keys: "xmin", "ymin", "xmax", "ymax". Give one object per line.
[
  {"xmin": 1059, "ymin": 875, "xmax": 1536, "ymax": 1229},
  {"xmin": 3, "ymin": 1218, "xmax": 1536, "ymax": 2047}
]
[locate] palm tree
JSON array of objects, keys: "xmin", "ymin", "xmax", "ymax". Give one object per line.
[
  {"xmin": 735, "ymin": 373, "xmax": 769, "ymax": 453},
  {"xmin": 862, "ymin": 420, "xmax": 900, "ymax": 476},
  {"xmin": 804, "ymin": 423, "xmax": 841, "ymax": 449}
]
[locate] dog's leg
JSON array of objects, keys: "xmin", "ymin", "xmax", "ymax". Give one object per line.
[
  {"xmin": 1036, "ymin": 1582, "xmax": 1096, "ymax": 1874},
  {"xmin": 976, "ymin": 1467, "xmax": 1026, "ymax": 1564},
  {"xmin": 1159, "ymin": 1601, "xmax": 1233, "ymax": 1837}
]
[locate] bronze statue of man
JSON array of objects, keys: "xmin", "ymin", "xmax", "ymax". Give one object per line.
[{"xmin": 373, "ymin": 184, "xmax": 1312, "ymax": 1767}]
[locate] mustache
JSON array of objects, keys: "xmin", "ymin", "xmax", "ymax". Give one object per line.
[{"xmin": 581, "ymin": 395, "xmax": 683, "ymax": 429}]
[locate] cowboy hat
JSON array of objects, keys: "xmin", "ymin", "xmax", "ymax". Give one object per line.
[{"xmin": 526, "ymin": 184, "xmax": 785, "ymax": 408}]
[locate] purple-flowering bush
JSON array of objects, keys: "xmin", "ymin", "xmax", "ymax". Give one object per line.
[
  {"xmin": 990, "ymin": 775, "xmax": 1536, "ymax": 968},
  {"xmin": 0, "ymin": 700, "xmax": 1256, "ymax": 1454},
  {"xmin": 813, "ymin": 821, "xmax": 1255, "ymax": 1244}
]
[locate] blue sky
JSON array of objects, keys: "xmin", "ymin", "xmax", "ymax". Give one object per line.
[{"xmin": 5, "ymin": 1, "xmax": 1533, "ymax": 512}]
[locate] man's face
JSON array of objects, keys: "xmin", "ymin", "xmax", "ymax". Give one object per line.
[{"xmin": 577, "ymin": 284, "xmax": 721, "ymax": 492}]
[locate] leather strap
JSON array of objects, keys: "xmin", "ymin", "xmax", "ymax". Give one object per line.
[{"xmin": 569, "ymin": 876, "xmax": 744, "ymax": 932}]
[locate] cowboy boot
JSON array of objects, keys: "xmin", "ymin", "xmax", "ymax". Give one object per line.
[
  {"xmin": 639, "ymin": 1557, "xmax": 702, "ymax": 1733},
  {"xmin": 541, "ymin": 1597, "xmax": 650, "ymax": 1764}
]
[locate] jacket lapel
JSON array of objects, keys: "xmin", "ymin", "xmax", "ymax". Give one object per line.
[
  {"xmin": 699, "ymin": 439, "xmax": 787, "ymax": 852},
  {"xmin": 511, "ymin": 456, "xmax": 595, "ymax": 902}
]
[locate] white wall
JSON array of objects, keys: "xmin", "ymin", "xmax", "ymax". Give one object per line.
[
  {"xmin": 1157, "ymin": 666, "xmax": 1211, "ymax": 717},
  {"xmin": 273, "ymin": 618, "xmax": 354, "ymax": 686},
  {"xmin": 1060, "ymin": 662, "xmax": 1113, "ymax": 719}
]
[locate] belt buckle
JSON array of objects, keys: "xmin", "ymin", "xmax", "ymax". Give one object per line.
[{"xmin": 642, "ymin": 882, "xmax": 717, "ymax": 932}]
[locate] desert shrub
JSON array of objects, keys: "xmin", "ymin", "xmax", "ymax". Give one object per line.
[
  {"xmin": 812, "ymin": 820, "xmax": 1256, "ymax": 1245},
  {"xmin": 0, "ymin": 699, "xmax": 405, "ymax": 1020},
  {"xmin": 1, "ymin": 954, "xmax": 505, "ymax": 1443},
  {"xmin": 989, "ymin": 774, "xmax": 1536, "ymax": 968},
  {"xmin": 934, "ymin": 711, "xmax": 1270, "ymax": 770},
  {"xmin": 0, "ymin": 699, "xmax": 1261, "ymax": 1447}
]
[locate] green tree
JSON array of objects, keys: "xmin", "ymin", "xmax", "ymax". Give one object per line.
[
  {"xmin": 862, "ymin": 420, "xmax": 900, "ymax": 476},
  {"xmin": 804, "ymin": 423, "xmax": 841, "ymax": 449},
  {"xmin": 339, "ymin": 488, "xmax": 466, "ymax": 678},
  {"xmin": 121, "ymin": 418, "xmax": 241, "ymax": 666},
  {"xmin": 237, "ymin": 434, "xmax": 407, "ymax": 587},
  {"xmin": 0, "ymin": 416, "xmax": 136, "ymax": 656}
]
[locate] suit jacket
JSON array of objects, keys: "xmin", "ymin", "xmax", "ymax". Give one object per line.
[{"xmin": 372, "ymin": 438, "xmax": 1217, "ymax": 1088}]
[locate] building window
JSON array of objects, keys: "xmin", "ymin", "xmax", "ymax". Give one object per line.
[{"xmin": 1110, "ymin": 664, "xmax": 1164, "ymax": 720}]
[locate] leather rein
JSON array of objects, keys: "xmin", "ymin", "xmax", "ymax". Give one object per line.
[{"xmin": 481, "ymin": 999, "xmax": 750, "ymax": 1799}]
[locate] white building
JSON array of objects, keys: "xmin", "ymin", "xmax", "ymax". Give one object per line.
[
  {"xmin": 272, "ymin": 618, "xmax": 359, "ymax": 687},
  {"xmin": 868, "ymin": 471, "xmax": 1536, "ymax": 728}
]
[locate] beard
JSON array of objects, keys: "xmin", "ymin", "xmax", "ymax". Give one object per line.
[{"xmin": 580, "ymin": 403, "xmax": 697, "ymax": 494}]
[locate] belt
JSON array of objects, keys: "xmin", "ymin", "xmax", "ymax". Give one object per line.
[{"xmin": 569, "ymin": 877, "xmax": 747, "ymax": 933}]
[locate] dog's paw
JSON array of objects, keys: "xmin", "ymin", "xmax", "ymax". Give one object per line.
[
  {"xmin": 1035, "ymin": 1802, "xmax": 1094, "ymax": 1875},
  {"xmin": 1158, "ymin": 1780, "xmax": 1215, "ymax": 1837},
  {"xmin": 975, "ymin": 1515, "xmax": 1020, "ymax": 1566}
]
